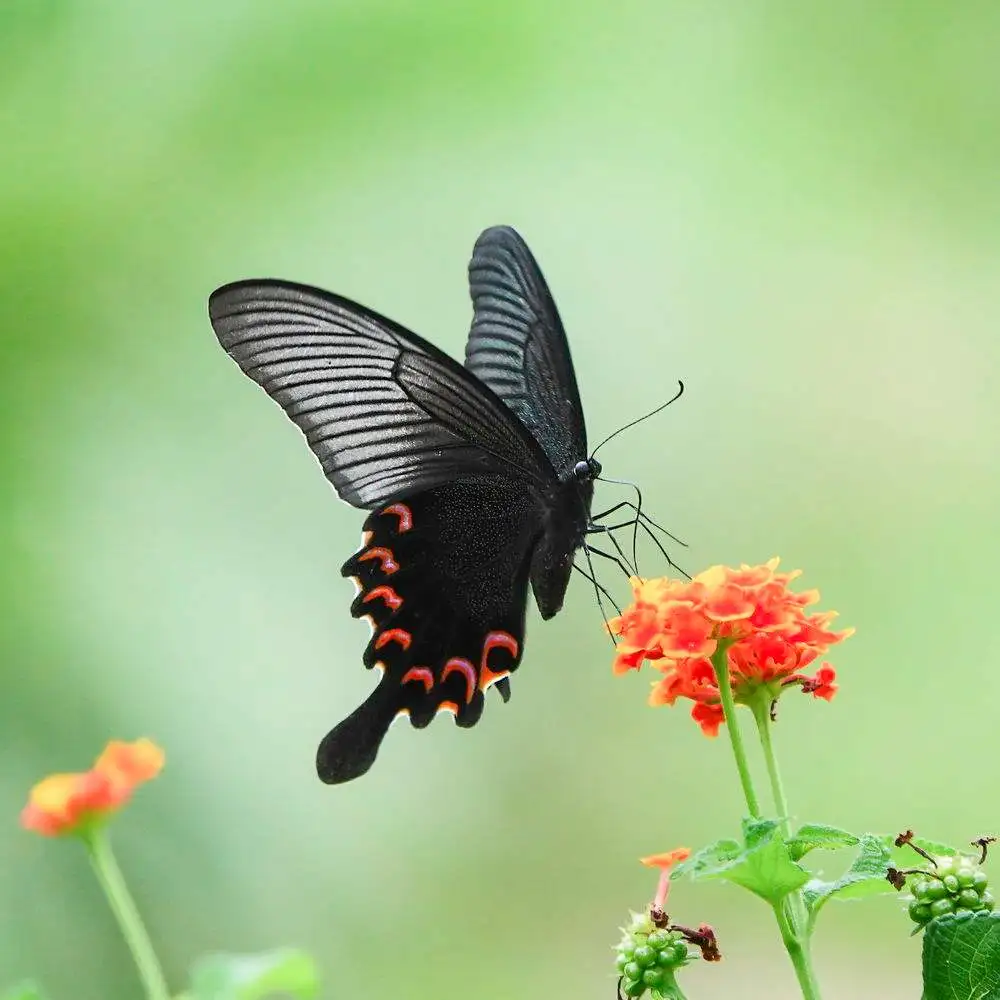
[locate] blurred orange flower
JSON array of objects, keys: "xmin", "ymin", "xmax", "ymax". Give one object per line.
[
  {"xmin": 20, "ymin": 739, "xmax": 165, "ymax": 837},
  {"xmin": 608, "ymin": 559, "xmax": 851, "ymax": 735},
  {"xmin": 640, "ymin": 847, "xmax": 692, "ymax": 870}
]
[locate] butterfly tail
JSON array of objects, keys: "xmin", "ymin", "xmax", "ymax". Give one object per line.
[{"xmin": 316, "ymin": 680, "xmax": 400, "ymax": 784}]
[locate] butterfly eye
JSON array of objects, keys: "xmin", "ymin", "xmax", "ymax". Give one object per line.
[{"xmin": 573, "ymin": 460, "xmax": 592, "ymax": 481}]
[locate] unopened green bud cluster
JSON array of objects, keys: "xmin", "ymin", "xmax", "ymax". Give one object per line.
[
  {"xmin": 908, "ymin": 854, "xmax": 993, "ymax": 928},
  {"xmin": 615, "ymin": 913, "xmax": 689, "ymax": 997}
]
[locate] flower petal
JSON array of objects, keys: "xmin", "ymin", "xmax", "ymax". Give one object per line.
[{"xmin": 640, "ymin": 847, "xmax": 692, "ymax": 870}]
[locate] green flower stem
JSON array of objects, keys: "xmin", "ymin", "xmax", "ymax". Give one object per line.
[
  {"xmin": 750, "ymin": 698, "xmax": 791, "ymax": 836},
  {"xmin": 772, "ymin": 902, "xmax": 822, "ymax": 1000},
  {"xmin": 711, "ymin": 644, "xmax": 761, "ymax": 818},
  {"xmin": 83, "ymin": 827, "xmax": 171, "ymax": 1000},
  {"xmin": 752, "ymin": 698, "xmax": 820, "ymax": 999}
]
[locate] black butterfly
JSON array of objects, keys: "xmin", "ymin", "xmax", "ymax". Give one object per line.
[{"xmin": 209, "ymin": 226, "xmax": 607, "ymax": 784}]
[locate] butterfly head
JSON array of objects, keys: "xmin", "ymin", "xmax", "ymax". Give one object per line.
[{"xmin": 573, "ymin": 457, "xmax": 602, "ymax": 483}]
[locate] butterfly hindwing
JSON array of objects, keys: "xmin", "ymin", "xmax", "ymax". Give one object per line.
[
  {"xmin": 466, "ymin": 226, "xmax": 587, "ymax": 477},
  {"xmin": 317, "ymin": 476, "xmax": 539, "ymax": 783}
]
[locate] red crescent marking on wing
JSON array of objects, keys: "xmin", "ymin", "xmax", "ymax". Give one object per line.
[
  {"xmin": 375, "ymin": 628, "xmax": 412, "ymax": 650},
  {"xmin": 479, "ymin": 630, "xmax": 519, "ymax": 690},
  {"xmin": 358, "ymin": 547, "xmax": 399, "ymax": 574},
  {"xmin": 382, "ymin": 503, "xmax": 414, "ymax": 532},
  {"xmin": 363, "ymin": 585, "xmax": 403, "ymax": 610},
  {"xmin": 441, "ymin": 657, "xmax": 477, "ymax": 704},
  {"xmin": 400, "ymin": 666, "xmax": 434, "ymax": 692}
]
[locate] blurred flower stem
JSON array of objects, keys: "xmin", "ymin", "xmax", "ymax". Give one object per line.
[{"xmin": 84, "ymin": 827, "xmax": 171, "ymax": 1000}]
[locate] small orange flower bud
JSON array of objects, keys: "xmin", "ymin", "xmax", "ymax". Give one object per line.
[{"xmin": 20, "ymin": 739, "xmax": 164, "ymax": 837}]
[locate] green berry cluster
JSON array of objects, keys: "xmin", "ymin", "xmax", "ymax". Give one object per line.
[
  {"xmin": 908, "ymin": 855, "xmax": 993, "ymax": 928},
  {"xmin": 615, "ymin": 914, "xmax": 689, "ymax": 998}
]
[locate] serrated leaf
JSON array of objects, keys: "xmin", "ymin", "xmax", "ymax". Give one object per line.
[
  {"xmin": 1, "ymin": 983, "xmax": 48, "ymax": 1000},
  {"xmin": 787, "ymin": 823, "xmax": 860, "ymax": 862},
  {"xmin": 803, "ymin": 834, "xmax": 895, "ymax": 927},
  {"xmin": 189, "ymin": 949, "xmax": 319, "ymax": 1000},
  {"xmin": 671, "ymin": 838, "xmax": 742, "ymax": 880},
  {"xmin": 922, "ymin": 911, "xmax": 1000, "ymax": 1000},
  {"xmin": 701, "ymin": 832, "xmax": 809, "ymax": 905},
  {"xmin": 742, "ymin": 817, "xmax": 782, "ymax": 850}
]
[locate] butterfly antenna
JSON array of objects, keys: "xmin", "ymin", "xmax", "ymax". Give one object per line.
[{"xmin": 591, "ymin": 380, "xmax": 685, "ymax": 458}]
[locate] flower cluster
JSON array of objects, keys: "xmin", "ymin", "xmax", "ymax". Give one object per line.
[
  {"xmin": 608, "ymin": 559, "xmax": 852, "ymax": 735},
  {"xmin": 20, "ymin": 739, "xmax": 164, "ymax": 837}
]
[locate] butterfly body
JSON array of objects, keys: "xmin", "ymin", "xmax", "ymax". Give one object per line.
[{"xmin": 209, "ymin": 226, "xmax": 595, "ymax": 783}]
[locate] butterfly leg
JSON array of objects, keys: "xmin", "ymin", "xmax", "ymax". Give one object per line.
[
  {"xmin": 572, "ymin": 560, "xmax": 623, "ymax": 616},
  {"xmin": 579, "ymin": 543, "xmax": 619, "ymax": 642},
  {"xmin": 592, "ymin": 497, "xmax": 686, "ymax": 546},
  {"xmin": 585, "ymin": 541, "xmax": 636, "ymax": 581},
  {"xmin": 591, "ymin": 500, "xmax": 687, "ymax": 578},
  {"xmin": 586, "ymin": 523, "xmax": 639, "ymax": 576}
]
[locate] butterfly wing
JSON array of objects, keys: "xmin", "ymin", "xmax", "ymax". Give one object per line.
[
  {"xmin": 465, "ymin": 226, "xmax": 588, "ymax": 477},
  {"xmin": 208, "ymin": 278, "xmax": 562, "ymax": 783},
  {"xmin": 209, "ymin": 279, "xmax": 556, "ymax": 508},
  {"xmin": 323, "ymin": 477, "xmax": 537, "ymax": 783}
]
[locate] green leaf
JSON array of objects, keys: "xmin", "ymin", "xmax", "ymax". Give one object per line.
[
  {"xmin": 742, "ymin": 817, "xmax": 782, "ymax": 850},
  {"xmin": 787, "ymin": 823, "xmax": 860, "ymax": 861},
  {"xmin": 922, "ymin": 911, "xmax": 1000, "ymax": 1000},
  {"xmin": 188, "ymin": 949, "xmax": 320, "ymax": 1000},
  {"xmin": 671, "ymin": 838, "xmax": 742, "ymax": 880},
  {"xmin": 1, "ymin": 982, "xmax": 48, "ymax": 1000},
  {"xmin": 700, "ymin": 832, "xmax": 809, "ymax": 905},
  {"xmin": 803, "ymin": 834, "xmax": 895, "ymax": 926}
]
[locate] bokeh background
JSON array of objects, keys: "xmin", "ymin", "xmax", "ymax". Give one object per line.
[{"xmin": 3, "ymin": 2, "xmax": 999, "ymax": 997}]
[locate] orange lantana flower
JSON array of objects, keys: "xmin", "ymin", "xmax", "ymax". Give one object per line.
[
  {"xmin": 21, "ymin": 739, "xmax": 165, "ymax": 837},
  {"xmin": 608, "ymin": 559, "xmax": 852, "ymax": 735}
]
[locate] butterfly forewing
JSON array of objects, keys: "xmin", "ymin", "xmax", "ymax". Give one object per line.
[
  {"xmin": 209, "ymin": 279, "xmax": 555, "ymax": 508},
  {"xmin": 466, "ymin": 226, "xmax": 588, "ymax": 476}
]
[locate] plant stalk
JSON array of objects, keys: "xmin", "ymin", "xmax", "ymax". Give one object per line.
[
  {"xmin": 711, "ymin": 644, "xmax": 761, "ymax": 818},
  {"xmin": 84, "ymin": 827, "xmax": 171, "ymax": 1000}
]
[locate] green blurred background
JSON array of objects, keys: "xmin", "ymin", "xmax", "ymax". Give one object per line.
[{"xmin": 3, "ymin": 2, "xmax": 999, "ymax": 997}]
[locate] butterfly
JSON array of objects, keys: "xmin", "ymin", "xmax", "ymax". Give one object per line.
[{"xmin": 209, "ymin": 226, "xmax": 607, "ymax": 784}]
